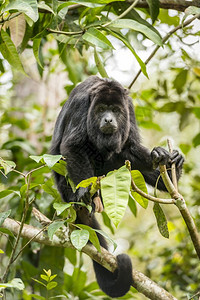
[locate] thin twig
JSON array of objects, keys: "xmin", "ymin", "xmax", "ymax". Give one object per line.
[
  {"xmin": 131, "ymin": 177, "xmax": 175, "ymax": 204},
  {"xmin": 2, "ymin": 173, "xmax": 32, "ymax": 281},
  {"xmin": 167, "ymin": 139, "xmax": 178, "ymax": 191},
  {"xmin": 12, "ymin": 225, "xmax": 49, "ymax": 264},
  {"xmin": 46, "ymin": 28, "xmax": 83, "ymax": 36},
  {"xmin": 128, "ymin": 13, "xmax": 200, "ymax": 89},
  {"xmin": 125, "ymin": 161, "xmax": 175, "ymax": 204},
  {"xmin": 102, "ymin": 0, "xmax": 140, "ymax": 27},
  {"xmin": 0, "ymin": 12, "xmax": 21, "ymax": 24}
]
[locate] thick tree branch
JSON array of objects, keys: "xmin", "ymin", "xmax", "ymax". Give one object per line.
[
  {"xmin": 159, "ymin": 165, "xmax": 200, "ymax": 259},
  {"xmin": 2, "ymin": 217, "xmax": 177, "ymax": 300},
  {"xmin": 67, "ymin": 0, "xmax": 200, "ymax": 12},
  {"xmin": 129, "ymin": 0, "xmax": 200, "ymax": 12}
]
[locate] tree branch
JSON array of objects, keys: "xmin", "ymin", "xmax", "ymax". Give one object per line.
[
  {"xmin": 129, "ymin": 0, "xmax": 200, "ymax": 12},
  {"xmin": 67, "ymin": 0, "xmax": 200, "ymax": 12},
  {"xmin": 159, "ymin": 165, "xmax": 200, "ymax": 259},
  {"xmin": 2, "ymin": 217, "xmax": 177, "ymax": 300}
]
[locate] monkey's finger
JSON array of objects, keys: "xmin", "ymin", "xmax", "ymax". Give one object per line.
[
  {"xmin": 152, "ymin": 147, "xmax": 171, "ymax": 165},
  {"xmin": 176, "ymin": 157, "xmax": 185, "ymax": 168},
  {"xmin": 171, "ymin": 152, "xmax": 184, "ymax": 167},
  {"xmin": 171, "ymin": 150, "xmax": 180, "ymax": 161}
]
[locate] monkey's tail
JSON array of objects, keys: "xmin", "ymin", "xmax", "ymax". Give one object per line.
[
  {"xmin": 93, "ymin": 254, "xmax": 133, "ymax": 298},
  {"xmin": 91, "ymin": 216, "xmax": 133, "ymax": 298}
]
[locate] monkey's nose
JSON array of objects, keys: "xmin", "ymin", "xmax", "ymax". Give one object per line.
[{"xmin": 105, "ymin": 117, "xmax": 112, "ymax": 123}]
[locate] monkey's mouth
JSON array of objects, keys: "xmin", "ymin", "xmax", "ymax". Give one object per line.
[{"xmin": 100, "ymin": 125, "xmax": 117, "ymax": 134}]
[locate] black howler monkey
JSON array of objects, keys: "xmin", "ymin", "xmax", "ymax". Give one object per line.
[{"xmin": 51, "ymin": 76, "xmax": 184, "ymax": 298}]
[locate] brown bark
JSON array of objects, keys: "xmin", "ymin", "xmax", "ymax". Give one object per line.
[{"xmin": 2, "ymin": 217, "xmax": 177, "ymax": 300}]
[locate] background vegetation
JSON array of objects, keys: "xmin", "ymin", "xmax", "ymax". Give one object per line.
[{"xmin": 0, "ymin": 0, "xmax": 200, "ymax": 299}]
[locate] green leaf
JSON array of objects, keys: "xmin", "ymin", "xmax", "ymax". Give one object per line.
[
  {"xmin": 70, "ymin": 229, "xmax": 89, "ymax": 251},
  {"xmin": 46, "ymin": 281, "xmax": 57, "ymax": 290},
  {"xmin": 29, "ymin": 155, "xmax": 43, "ymax": 163},
  {"xmin": 50, "ymin": 274, "xmax": 57, "ymax": 281},
  {"xmin": 140, "ymin": 121, "xmax": 161, "ymax": 131},
  {"xmin": 43, "ymin": 154, "xmax": 62, "ymax": 168},
  {"xmin": 57, "ymin": 3, "xmax": 69, "ymax": 18},
  {"xmin": 19, "ymin": 183, "xmax": 39, "ymax": 199},
  {"xmin": 47, "ymin": 221, "xmax": 65, "ymax": 240},
  {"xmin": 66, "ymin": 206, "xmax": 77, "ymax": 223},
  {"xmin": 0, "ymin": 228, "xmax": 15, "ymax": 238},
  {"xmin": 110, "ymin": 19, "xmax": 162, "ymax": 46},
  {"xmin": 0, "ymin": 210, "xmax": 11, "ymax": 226},
  {"xmin": 94, "ymin": 229, "xmax": 117, "ymax": 251},
  {"xmin": 43, "ymin": 269, "xmax": 51, "ymax": 277},
  {"xmin": 173, "ymin": 69, "xmax": 188, "ymax": 94},
  {"xmin": 0, "ymin": 278, "xmax": 25, "ymax": 290},
  {"xmin": 128, "ymin": 194, "xmax": 137, "ymax": 217},
  {"xmin": 0, "ymin": 59, "xmax": 5, "ymax": 73},
  {"xmin": 76, "ymin": 177, "xmax": 97, "ymax": 189},
  {"xmin": 29, "ymin": 295, "xmax": 45, "ymax": 300},
  {"xmin": 101, "ymin": 165, "xmax": 131, "ymax": 227},
  {"xmin": 146, "ymin": 0, "xmax": 159, "ymax": 23},
  {"xmin": 42, "ymin": 180, "xmax": 61, "ymax": 200},
  {"xmin": 108, "ymin": 29, "xmax": 148, "ymax": 78},
  {"xmin": 193, "ymin": 133, "xmax": 200, "ymax": 147},
  {"xmin": 179, "ymin": 143, "xmax": 191, "ymax": 155},
  {"xmin": 51, "ymin": 160, "xmax": 67, "ymax": 176},
  {"xmin": 0, "ymin": 158, "xmax": 16, "ymax": 175},
  {"xmin": 153, "ymin": 203, "xmax": 169, "ymax": 238},
  {"xmin": 53, "ymin": 203, "xmax": 71, "ymax": 215},
  {"xmin": 40, "ymin": 275, "xmax": 49, "ymax": 282},
  {"xmin": 32, "ymin": 278, "xmax": 46, "ymax": 287},
  {"xmin": 101, "ymin": 211, "xmax": 115, "ymax": 234},
  {"xmin": 65, "ymin": 247, "xmax": 77, "ymax": 265},
  {"xmin": 94, "ymin": 48, "xmax": 108, "ymax": 78},
  {"xmin": 131, "ymin": 170, "xmax": 148, "ymax": 209},
  {"xmin": 3, "ymin": 0, "xmax": 38, "ymax": 23},
  {"xmin": 193, "ymin": 107, "xmax": 200, "ymax": 119},
  {"xmin": 33, "ymin": 38, "xmax": 44, "ymax": 69},
  {"xmin": 38, "ymin": 2, "xmax": 55, "ymax": 14},
  {"xmin": 0, "ymin": 190, "xmax": 20, "ymax": 199},
  {"xmin": 58, "ymin": 0, "xmax": 102, "ymax": 8},
  {"xmin": 76, "ymin": 224, "xmax": 101, "ymax": 252},
  {"xmin": 19, "ymin": 184, "xmax": 26, "ymax": 199},
  {"xmin": 82, "ymin": 27, "xmax": 114, "ymax": 50}
]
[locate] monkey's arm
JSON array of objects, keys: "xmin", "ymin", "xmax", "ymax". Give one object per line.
[
  {"xmin": 124, "ymin": 145, "xmax": 184, "ymax": 191},
  {"xmin": 65, "ymin": 150, "xmax": 94, "ymax": 185}
]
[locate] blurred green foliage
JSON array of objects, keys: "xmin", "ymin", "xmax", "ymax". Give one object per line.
[{"xmin": 1, "ymin": 1, "xmax": 200, "ymax": 299}]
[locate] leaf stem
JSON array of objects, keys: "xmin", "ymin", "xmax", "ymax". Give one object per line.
[{"xmin": 46, "ymin": 28, "xmax": 83, "ymax": 36}]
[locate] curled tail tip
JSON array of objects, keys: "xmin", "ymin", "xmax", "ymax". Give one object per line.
[
  {"xmin": 116, "ymin": 253, "xmax": 133, "ymax": 276},
  {"xmin": 93, "ymin": 253, "xmax": 133, "ymax": 298}
]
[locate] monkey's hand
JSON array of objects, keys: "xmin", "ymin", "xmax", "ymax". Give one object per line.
[{"xmin": 151, "ymin": 147, "xmax": 184, "ymax": 170}]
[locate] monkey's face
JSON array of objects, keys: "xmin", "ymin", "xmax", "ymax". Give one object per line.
[
  {"xmin": 96, "ymin": 104, "xmax": 121, "ymax": 134},
  {"xmin": 87, "ymin": 85, "xmax": 130, "ymax": 154}
]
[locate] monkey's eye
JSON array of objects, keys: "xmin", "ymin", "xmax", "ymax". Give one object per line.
[
  {"xmin": 98, "ymin": 106, "xmax": 105, "ymax": 113},
  {"xmin": 112, "ymin": 107, "xmax": 120, "ymax": 113}
]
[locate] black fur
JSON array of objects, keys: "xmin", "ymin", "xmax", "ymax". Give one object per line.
[{"xmin": 51, "ymin": 76, "xmax": 184, "ymax": 297}]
